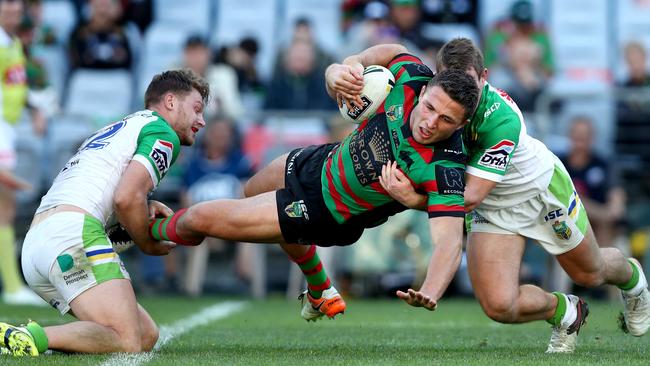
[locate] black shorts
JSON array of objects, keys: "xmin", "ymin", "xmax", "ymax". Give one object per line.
[{"xmin": 276, "ymin": 144, "xmax": 407, "ymax": 247}]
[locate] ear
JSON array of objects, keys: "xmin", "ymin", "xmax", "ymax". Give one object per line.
[
  {"xmin": 163, "ymin": 93, "xmax": 176, "ymax": 111},
  {"xmin": 480, "ymin": 68, "xmax": 488, "ymax": 83},
  {"xmin": 419, "ymin": 85, "xmax": 427, "ymax": 99}
]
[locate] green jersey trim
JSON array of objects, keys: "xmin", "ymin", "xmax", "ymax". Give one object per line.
[{"xmin": 132, "ymin": 116, "xmax": 180, "ymax": 186}]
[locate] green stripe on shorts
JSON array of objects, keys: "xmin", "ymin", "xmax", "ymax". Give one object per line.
[
  {"xmin": 82, "ymin": 215, "xmax": 126, "ymax": 282},
  {"xmin": 548, "ymin": 165, "xmax": 589, "ymax": 236}
]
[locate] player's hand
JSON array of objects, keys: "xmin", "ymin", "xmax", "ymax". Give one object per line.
[
  {"xmin": 140, "ymin": 239, "xmax": 177, "ymax": 256},
  {"xmin": 326, "ymin": 63, "xmax": 364, "ymax": 109},
  {"xmin": 379, "ymin": 160, "xmax": 422, "ymax": 208},
  {"xmin": 396, "ymin": 288, "xmax": 438, "ymax": 311},
  {"xmin": 147, "ymin": 200, "xmax": 174, "ymax": 219}
]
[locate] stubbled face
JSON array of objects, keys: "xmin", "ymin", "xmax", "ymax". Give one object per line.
[
  {"xmin": 409, "ymin": 86, "xmax": 467, "ymax": 145},
  {"xmin": 0, "ymin": 0, "xmax": 24, "ymax": 33},
  {"xmin": 168, "ymin": 89, "xmax": 205, "ymax": 146}
]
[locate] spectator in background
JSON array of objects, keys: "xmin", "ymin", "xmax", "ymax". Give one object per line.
[
  {"xmin": 484, "ymin": 0, "xmax": 553, "ymax": 111},
  {"xmin": 0, "ymin": 0, "xmax": 46, "ymax": 306},
  {"xmin": 24, "ymin": 0, "xmax": 56, "ymax": 46},
  {"xmin": 622, "ymin": 41, "xmax": 650, "ymax": 87},
  {"xmin": 283, "ymin": 17, "xmax": 334, "ymax": 71},
  {"xmin": 182, "ymin": 35, "xmax": 244, "ymax": 121},
  {"xmin": 120, "ymin": 0, "xmax": 152, "ymax": 34},
  {"xmin": 180, "ymin": 116, "xmax": 253, "ymax": 295},
  {"xmin": 342, "ymin": 1, "xmax": 401, "ymax": 56},
  {"xmin": 390, "ymin": 0, "xmax": 428, "ymax": 51},
  {"xmin": 420, "ymin": 0, "xmax": 478, "ymax": 25},
  {"xmin": 264, "ymin": 39, "xmax": 334, "ymax": 110},
  {"xmin": 217, "ymin": 37, "xmax": 262, "ymax": 95},
  {"xmin": 68, "ymin": 0, "xmax": 132, "ymax": 70},
  {"xmin": 559, "ymin": 117, "xmax": 627, "ymax": 249}
]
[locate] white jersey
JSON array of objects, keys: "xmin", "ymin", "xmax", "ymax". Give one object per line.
[
  {"xmin": 38, "ymin": 110, "xmax": 180, "ymax": 224},
  {"xmin": 464, "ymin": 83, "xmax": 555, "ymax": 209}
]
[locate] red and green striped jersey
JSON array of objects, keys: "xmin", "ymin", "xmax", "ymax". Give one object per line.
[{"xmin": 321, "ymin": 54, "xmax": 467, "ymax": 224}]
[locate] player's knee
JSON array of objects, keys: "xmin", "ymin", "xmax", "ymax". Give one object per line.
[
  {"xmin": 117, "ymin": 334, "xmax": 144, "ymax": 353},
  {"xmin": 141, "ymin": 323, "xmax": 159, "ymax": 352},
  {"xmin": 481, "ymin": 298, "xmax": 518, "ymax": 323},
  {"xmin": 570, "ymin": 271, "xmax": 604, "ymax": 288}
]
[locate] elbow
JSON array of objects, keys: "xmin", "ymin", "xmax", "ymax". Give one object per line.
[{"xmin": 113, "ymin": 189, "xmax": 142, "ymax": 213}]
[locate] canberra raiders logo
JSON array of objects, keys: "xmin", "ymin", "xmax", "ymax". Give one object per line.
[
  {"xmin": 150, "ymin": 139, "xmax": 174, "ymax": 176},
  {"xmin": 477, "ymin": 140, "xmax": 515, "ymax": 172}
]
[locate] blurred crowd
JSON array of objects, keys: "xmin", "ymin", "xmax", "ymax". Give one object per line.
[{"xmin": 2, "ymin": 0, "xmax": 650, "ymax": 301}]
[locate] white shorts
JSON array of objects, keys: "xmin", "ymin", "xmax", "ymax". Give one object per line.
[
  {"xmin": 0, "ymin": 120, "xmax": 16, "ymax": 169},
  {"xmin": 466, "ymin": 162, "xmax": 589, "ymax": 255},
  {"xmin": 21, "ymin": 212, "xmax": 130, "ymax": 315}
]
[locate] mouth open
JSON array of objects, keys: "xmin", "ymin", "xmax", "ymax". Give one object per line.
[
  {"xmin": 419, "ymin": 126, "xmax": 432, "ymax": 139},
  {"xmin": 191, "ymin": 127, "xmax": 199, "ymax": 133}
]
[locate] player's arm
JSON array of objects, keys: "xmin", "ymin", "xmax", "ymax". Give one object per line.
[
  {"xmin": 0, "ymin": 170, "xmax": 32, "ymax": 191},
  {"xmin": 379, "ymin": 160, "xmax": 427, "ymax": 210},
  {"xmin": 464, "ymin": 173, "xmax": 498, "ymax": 212},
  {"xmin": 325, "ymin": 44, "xmax": 408, "ymax": 107},
  {"xmin": 113, "ymin": 161, "xmax": 175, "ymax": 256},
  {"xmin": 396, "ymin": 216, "xmax": 464, "ymax": 310}
]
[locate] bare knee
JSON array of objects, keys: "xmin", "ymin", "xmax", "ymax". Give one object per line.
[
  {"xmin": 570, "ymin": 271, "xmax": 604, "ymax": 288},
  {"xmin": 116, "ymin": 331, "xmax": 144, "ymax": 353},
  {"xmin": 480, "ymin": 297, "xmax": 518, "ymax": 324},
  {"xmin": 141, "ymin": 323, "xmax": 159, "ymax": 352}
]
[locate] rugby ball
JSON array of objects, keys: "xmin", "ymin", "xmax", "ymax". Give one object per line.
[
  {"xmin": 106, "ymin": 220, "xmax": 135, "ymax": 253},
  {"xmin": 339, "ymin": 65, "xmax": 395, "ymax": 123}
]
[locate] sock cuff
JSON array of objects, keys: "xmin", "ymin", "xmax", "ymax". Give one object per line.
[
  {"xmin": 619, "ymin": 259, "xmax": 641, "ymax": 291},
  {"xmin": 25, "ymin": 321, "xmax": 48, "ymax": 353},
  {"xmin": 293, "ymin": 245, "xmax": 316, "ymax": 265},
  {"xmin": 547, "ymin": 292, "xmax": 567, "ymax": 326}
]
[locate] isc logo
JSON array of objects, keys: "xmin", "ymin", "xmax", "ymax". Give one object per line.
[{"xmin": 544, "ymin": 209, "xmax": 563, "ymax": 222}]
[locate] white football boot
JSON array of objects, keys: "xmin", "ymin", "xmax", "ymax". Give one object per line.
[
  {"xmin": 622, "ymin": 258, "xmax": 650, "ymax": 337},
  {"xmin": 546, "ymin": 295, "xmax": 589, "ymax": 353},
  {"xmin": 298, "ymin": 286, "xmax": 346, "ymax": 322}
]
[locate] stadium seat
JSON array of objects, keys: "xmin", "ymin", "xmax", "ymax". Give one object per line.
[
  {"xmin": 45, "ymin": 115, "xmax": 95, "ymax": 185},
  {"xmin": 213, "ymin": 0, "xmax": 278, "ymax": 80},
  {"xmin": 41, "ymin": 0, "xmax": 77, "ymax": 45},
  {"xmin": 152, "ymin": 0, "xmax": 211, "ymax": 34},
  {"xmin": 64, "ymin": 69, "xmax": 134, "ymax": 123},
  {"xmin": 137, "ymin": 22, "xmax": 192, "ymax": 98}
]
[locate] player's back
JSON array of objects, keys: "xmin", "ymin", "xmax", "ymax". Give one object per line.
[{"xmin": 38, "ymin": 110, "xmax": 180, "ymax": 224}]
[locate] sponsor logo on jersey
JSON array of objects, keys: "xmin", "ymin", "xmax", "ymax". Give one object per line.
[
  {"xmin": 552, "ymin": 220, "xmax": 572, "ymax": 240},
  {"xmin": 57, "ymin": 254, "xmax": 74, "ymax": 272},
  {"xmin": 346, "ymin": 95, "xmax": 372, "ymax": 120},
  {"xmin": 544, "ymin": 209, "xmax": 563, "ymax": 222},
  {"xmin": 477, "ymin": 140, "xmax": 515, "ymax": 171},
  {"xmin": 150, "ymin": 139, "xmax": 174, "ymax": 177},
  {"xmin": 435, "ymin": 166, "xmax": 465, "ymax": 195},
  {"xmin": 4, "ymin": 64, "xmax": 26, "ymax": 85},
  {"xmin": 348, "ymin": 120, "xmax": 392, "ymax": 185},
  {"xmin": 63, "ymin": 269, "xmax": 89, "ymax": 286},
  {"xmin": 483, "ymin": 102, "xmax": 501, "ymax": 119},
  {"xmin": 386, "ymin": 104, "xmax": 403, "ymax": 122},
  {"xmin": 285, "ymin": 200, "xmax": 309, "ymax": 220}
]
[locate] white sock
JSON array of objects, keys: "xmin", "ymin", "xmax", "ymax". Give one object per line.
[{"xmin": 560, "ymin": 294, "xmax": 578, "ymax": 328}]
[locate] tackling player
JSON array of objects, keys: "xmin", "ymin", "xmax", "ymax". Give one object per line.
[
  {"xmin": 0, "ymin": 69, "xmax": 209, "ymax": 356},
  {"xmin": 380, "ymin": 38, "xmax": 650, "ymax": 353},
  {"xmin": 147, "ymin": 49, "xmax": 479, "ymax": 320}
]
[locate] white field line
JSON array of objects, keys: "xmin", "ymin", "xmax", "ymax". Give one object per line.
[{"xmin": 99, "ymin": 300, "xmax": 247, "ymax": 366}]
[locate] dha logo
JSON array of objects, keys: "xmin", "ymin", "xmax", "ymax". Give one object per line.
[
  {"xmin": 477, "ymin": 140, "xmax": 515, "ymax": 171},
  {"xmin": 150, "ymin": 139, "xmax": 173, "ymax": 176},
  {"xmin": 483, "ymin": 102, "xmax": 501, "ymax": 118}
]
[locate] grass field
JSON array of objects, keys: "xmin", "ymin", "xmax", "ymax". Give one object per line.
[{"xmin": 1, "ymin": 296, "xmax": 648, "ymax": 365}]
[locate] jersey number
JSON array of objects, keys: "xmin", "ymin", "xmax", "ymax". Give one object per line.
[{"xmin": 79, "ymin": 121, "xmax": 126, "ymax": 152}]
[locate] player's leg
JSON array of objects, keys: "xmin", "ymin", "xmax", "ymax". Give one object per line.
[
  {"xmin": 44, "ymin": 279, "xmax": 151, "ymax": 353},
  {"xmin": 151, "ymin": 191, "xmax": 285, "ymax": 244},
  {"xmin": 243, "ymin": 153, "xmax": 288, "ymax": 197},
  {"xmin": 557, "ymin": 224, "xmax": 649, "ymax": 336},
  {"xmin": 467, "ymin": 232, "xmax": 557, "ymax": 323}
]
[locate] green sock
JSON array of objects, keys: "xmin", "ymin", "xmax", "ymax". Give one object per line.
[
  {"xmin": 0, "ymin": 226, "xmax": 24, "ymax": 293},
  {"xmin": 25, "ymin": 321, "xmax": 48, "ymax": 353},
  {"xmin": 619, "ymin": 259, "xmax": 640, "ymax": 291},
  {"xmin": 294, "ymin": 245, "xmax": 330, "ymax": 299},
  {"xmin": 547, "ymin": 292, "xmax": 567, "ymax": 326}
]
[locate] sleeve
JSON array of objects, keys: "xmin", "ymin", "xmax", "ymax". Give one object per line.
[
  {"xmin": 412, "ymin": 161, "xmax": 466, "ymax": 218},
  {"xmin": 466, "ymin": 115, "xmax": 521, "ymax": 183},
  {"xmin": 387, "ymin": 53, "xmax": 433, "ymax": 88},
  {"xmin": 132, "ymin": 121, "xmax": 181, "ymax": 187}
]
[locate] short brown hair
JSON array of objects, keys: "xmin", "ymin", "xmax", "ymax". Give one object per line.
[
  {"xmin": 427, "ymin": 69, "xmax": 479, "ymax": 122},
  {"xmin": 436, "ymin": 37, "xmax": 484, "ymax": 77},
  {"xmin": 144, "ymin": 68, "xmax": 210, "ymax": 108}
]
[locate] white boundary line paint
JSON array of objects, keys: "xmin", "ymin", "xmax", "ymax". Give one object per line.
[{"xmin": 99, "ymin": 301, "xmax": 247, "ymax": 366}]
